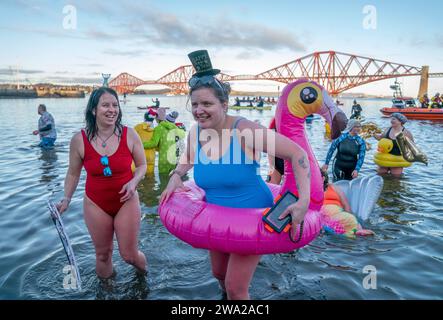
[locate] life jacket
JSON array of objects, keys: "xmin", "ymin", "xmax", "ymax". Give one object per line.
[{"xmin": 324, "ymin": 185, "xmax": 343, "ymax": 207}]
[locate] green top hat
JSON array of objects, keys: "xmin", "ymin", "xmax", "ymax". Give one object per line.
[{"xmin": 188, "ymin": 50, "xmax": 220, "ymax": 77}]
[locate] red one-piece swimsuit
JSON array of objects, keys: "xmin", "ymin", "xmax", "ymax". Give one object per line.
[{"xmin": 81, "ymin": 126, "xmax": 133, "ymax": 216}]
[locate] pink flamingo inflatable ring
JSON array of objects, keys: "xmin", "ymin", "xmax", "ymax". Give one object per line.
[{"xmin": 159, "ymin": 79, "xmax": 347, "ymax": 255}]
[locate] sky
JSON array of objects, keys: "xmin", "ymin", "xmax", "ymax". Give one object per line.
[{"xmin": 1, "ymin": 0, "xmax": 442, "ymax": 96}]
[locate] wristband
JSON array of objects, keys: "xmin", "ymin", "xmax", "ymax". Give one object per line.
[
  {"xmin": 169, "ymin": 169, "xmax": 184, "ymax": 178},
  {"xmin": 62, "ymin": 197, "xmax": 71, "ymax": 204}
]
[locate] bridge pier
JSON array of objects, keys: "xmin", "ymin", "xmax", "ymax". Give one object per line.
[{"xmin": 418, "ymin": 66, "xmax": 429, "ymax": 99}]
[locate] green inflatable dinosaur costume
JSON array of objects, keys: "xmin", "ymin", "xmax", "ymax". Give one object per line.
[{"xmin": 143, "ymin": 120, "xmax": 185, "ymax": 174}]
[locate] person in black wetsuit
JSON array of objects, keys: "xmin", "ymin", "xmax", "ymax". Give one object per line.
[
  {"xmin": 321, "ymin": 119, "xmax": 366, "ymax": 181},
  {"xmin": 350, "ymin": 100, "xmax": 363, "ymax": 119},
  {"xmin": 152, "ymin": 98, "xmax": 160, "ymax": 108},
  {"xmin": 256, "ymin": 97, "xmax": 264, "ymax": 108},
  {"xmin": 373, "ymin": 112, "xmax": 414, "ymax": 177}
]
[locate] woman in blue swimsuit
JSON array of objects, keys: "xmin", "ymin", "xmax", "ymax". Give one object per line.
[{"xmin": 160, "ymin": 50, "xmax": 311, "ymax": 300}]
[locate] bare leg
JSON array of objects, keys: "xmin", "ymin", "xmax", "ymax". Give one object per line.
[
  {"xmin": 114, "ymin": 193, "xmax": 147, "ymax": 274},
  {"xmin": 224, "ymin": 254, "xmax": 261, "ymax": 300},
  {"xmin": 377, "ymin": 166, "xmax": 389, "ymax": 175},
  {"xmin": 390, "ymin": 167, "xmax": 404, "ymax": 178},
  {"xmin": 84, "ymin": 196, "xmax": 115, "ymax": 278},
  {"xmin": 356, "ymin": 223, "xmax": 375, "ymax": 236},
  {"xmin": 210, "ymin": 251, "xmax": 229, "ymax": 292}
]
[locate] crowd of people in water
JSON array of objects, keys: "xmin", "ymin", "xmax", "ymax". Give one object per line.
[{"xmin": 31, "ymin": 50, "xmax": 428, "ymax": 301}]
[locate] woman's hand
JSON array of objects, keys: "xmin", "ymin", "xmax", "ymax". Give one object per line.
[
  {"xmin": 352, "ymin": 170, "xmax": 358, "ymax": 179},
  {"xmin": 56, "ymin": 198, "xmax": 70, "ymax": 214},
  {"xmin": 119, "ymin": 179, "xmax": 138, "ymax": 202},
  {"xmin": 159, "ymin": 174, "xmax": 190, "ymax": 205},
  {"xmin": 321, "ymin": 164, "xmax": 328, "ymax": 172},
  {"xmin": 32, "ymin": 130, "xmax": 39, "ymax": 135},
  {"xmin": 279, "ymin": 200, "xmax": 309, "ymax": 240}
]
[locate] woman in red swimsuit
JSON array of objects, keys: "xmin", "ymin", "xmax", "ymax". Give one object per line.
[{"xmin": 57, "ymin": 87, "xmax": 147, "ymax": 279}]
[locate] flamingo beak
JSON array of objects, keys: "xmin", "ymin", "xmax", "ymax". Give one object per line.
[{"xmin": 331, "ymin": 112, "xmax": 348, "ymax": 139}]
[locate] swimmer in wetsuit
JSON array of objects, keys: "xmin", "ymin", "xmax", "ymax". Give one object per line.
[{"xmin": 322, "ymin": 119, "xmax": 366, "ymax": 181}]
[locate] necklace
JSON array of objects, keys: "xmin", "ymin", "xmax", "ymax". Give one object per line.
[{"xmin": 96, "ymin": 132, "xmax": 114, "ymax": 148}]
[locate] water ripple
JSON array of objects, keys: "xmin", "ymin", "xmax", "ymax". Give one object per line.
[{"xmin": 1, "ymin": 97, "xmax": 442, "ymax": 299}]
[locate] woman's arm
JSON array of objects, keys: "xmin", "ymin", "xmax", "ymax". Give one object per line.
[
  {"xmin": 238, "ymin": 119, "xmax": 310, "ymax": 203},
  {"xmin": 143, "ymin": 126, "xmax": 162, "ymax": 149},
  {"xmin": 405, "ymin": 129, "xmax": 414, "ymax": 142},
  {"xmin": 159, "ymin": 125, "xmax": 196, "ymax": 204},
  {"xmin": 130, "ymin": 128, "xmax": 147, "ymax": 182},
  {"xmin": 354, "ymin": 136, "xmax": 367, "ymax": 172},
  {"xmin": 56, "ymin": 132, "xmax": 84, "ymax": 214},
  {"xmin": 237, "ymin": 120, "xmax": 310, "ymax": 237},
  {"xmin": 268, "ymin": 152, "xmax": 276, "ymax": 171},
  {"xmin": 374, "ymin": 128, "xmax": 388, "ymax": 141},
  {"xmin": 323, "ymin": 135, "xmax": 342, "ymax": 170},
  {"xmin": 119, "ymin": 128, "xmax": 147, "ymax": 202}
]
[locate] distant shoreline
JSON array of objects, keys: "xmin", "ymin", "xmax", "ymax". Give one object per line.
[{"xmin": 0, "ymin": 84, "xmax": 397, "ymax": 99}]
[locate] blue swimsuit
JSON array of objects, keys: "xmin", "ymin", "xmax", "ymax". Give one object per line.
[{"xmin": 194, "ymin": 118, "xmax": 274, "ymax": 208}]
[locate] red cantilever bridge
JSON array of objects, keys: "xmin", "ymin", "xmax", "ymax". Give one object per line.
[{"xmin": 109, "ymin": 51, "xmax": 442, "ymax": 96}]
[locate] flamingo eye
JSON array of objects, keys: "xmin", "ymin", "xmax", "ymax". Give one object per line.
[{"xmin": 300, "ymin": 87, "xmax": 318, "ymax": 104}]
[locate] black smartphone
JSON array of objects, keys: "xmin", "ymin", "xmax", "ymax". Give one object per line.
[{"xmin": 262, "ymin": 191, "xmax": 299, "ymax": 233}]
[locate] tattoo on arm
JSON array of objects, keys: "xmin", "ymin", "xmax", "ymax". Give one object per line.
[{"xmin": 298, "ymin": 156, "xmax": 309, "ymax": 169}]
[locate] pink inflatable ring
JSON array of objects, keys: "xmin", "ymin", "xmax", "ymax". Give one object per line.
[
  {"xmin": 159, "ymin": 79, "xmax": 347, "ymax": 255},
  {"xmin": 160, "ymin": 181, "xmax": 322, "ymax": 255}
]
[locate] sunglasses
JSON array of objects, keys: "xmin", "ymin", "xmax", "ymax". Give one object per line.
[
  {"xmin": 188, "ymin": 75, "xmax": 225, "ymax": 94},
  {"xmin": 100, "ymin": 155, "xmax": 112, "ymax": 177}
]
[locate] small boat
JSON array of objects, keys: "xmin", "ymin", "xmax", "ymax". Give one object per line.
[
  {"xmin": 137, "ymin": 105, "xmax": 165, "ymax": 110},
  {"xmin": 379, "ymin": 80, "xmax": 443, "ymax": 120},
  {"xmin": 229, "ymin": 105, "xmax": 272, "ymax": 111},
  {"xmin": 350, "ymin": 114, "xmax": 366, "ymax": 122},
  {"xmin": 229, "ymin": 105, "xmax": 255, "ymax": 110},
  {"xmin": 254, "ymin": 105, "xmax": 272, "ymax": 111},
  {"xmin": 380, "ymin": 107, "xmax": 443, "ymax": 120}
]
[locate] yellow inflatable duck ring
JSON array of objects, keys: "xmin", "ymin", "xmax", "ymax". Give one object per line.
[
  {"xmin": 325, "ymin": 122, "xmax": 331, "ymax": 140},
  {"xmin": 132, "ymin": 122, "xmax": 156, "ymax": 174},
  {"xmin": 374, "ymin": 138, "xmax": 411, "ymax": 168}
]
